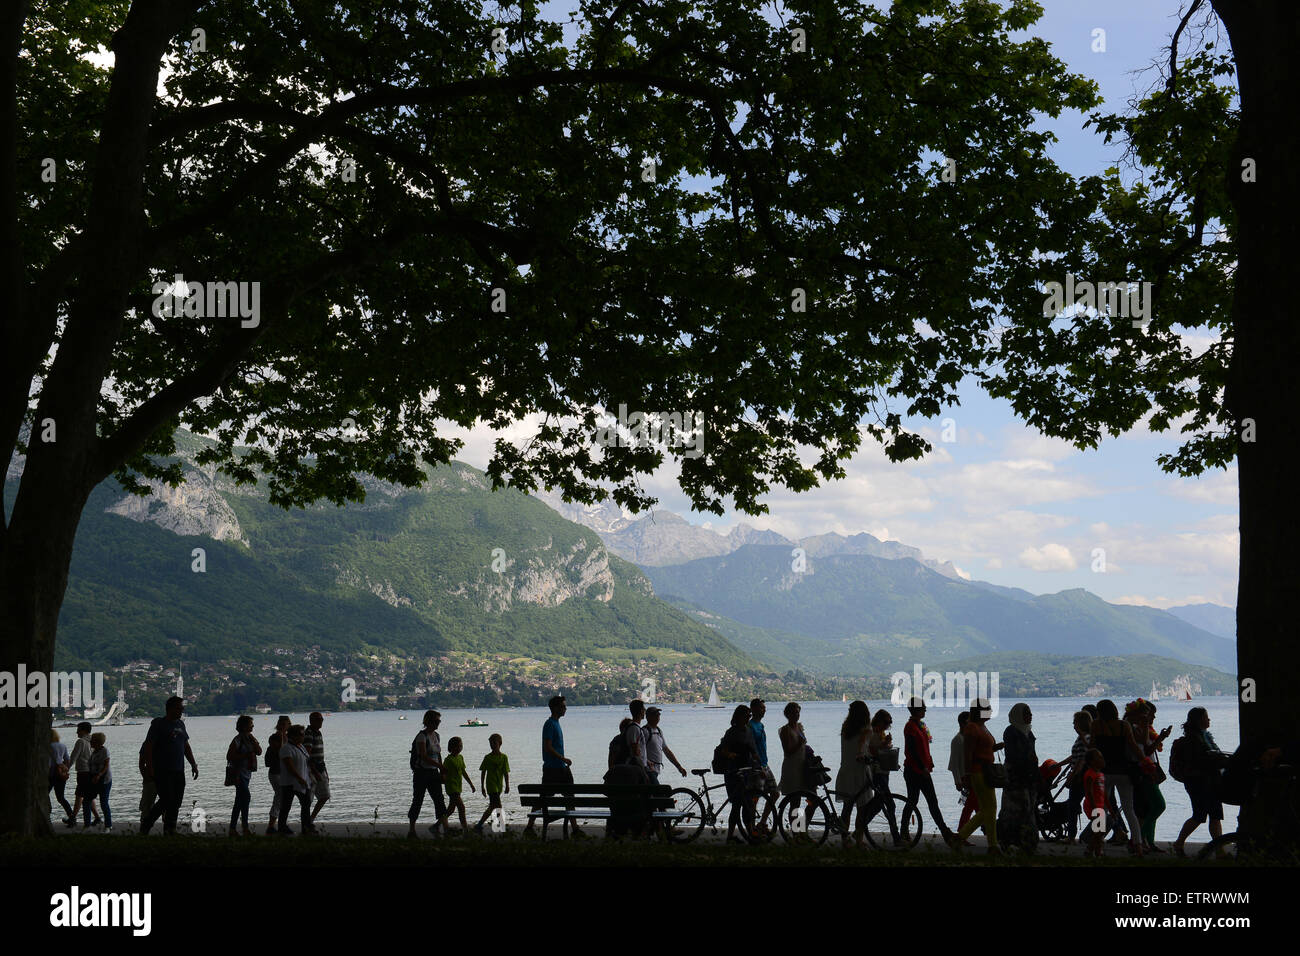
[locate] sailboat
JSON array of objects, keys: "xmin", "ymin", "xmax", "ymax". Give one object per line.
[
  {"xmin": 704, "ymin": 682, "xmax": 724, "ymax": 708},
  {"xmin": 1149, "ymin": 681, "xmax": 1160, "ymax": 702},
  {"xmin": 97, "ymin": 670, "xmax": 140, "ymax": 726},
  {"xmin": 842, "ymin": 693, "xmax": 848, "ymax": 703}
]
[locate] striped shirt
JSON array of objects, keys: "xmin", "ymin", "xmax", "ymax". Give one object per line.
[{"xmin": 303, "ymin": 727, "xmax": 326, "ymax": 772}]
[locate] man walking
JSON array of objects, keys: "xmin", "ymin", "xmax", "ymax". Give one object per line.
[
  {"xmin": 525, "ymin": 695, "xmax": 582, "ymax": 838},
  {"xmin": 625, "ymin": 700, "xmax": 649, "ymax": 772},
  {"xmin": 304, "ymin": 711, "xmax": 330, "ymax": 824},
  {"xmin": 141, "ymin": 696, "xmax": 198, "ymax": 835}
]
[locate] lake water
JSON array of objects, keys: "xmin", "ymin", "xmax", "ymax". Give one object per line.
[{"xmin": 58, "ymin": 697, "xmax": 1239, "ymax": 841}]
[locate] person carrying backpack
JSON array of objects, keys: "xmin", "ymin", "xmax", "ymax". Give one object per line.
[
  {"xmin": 1172, "ymin": 707, "xmax": 1229, "ymax": 857},
  {"xmin": 718, "ymin": 705, "xmax": 761, "ymax": 844},
  {"xmin": 406, "ymin": 710, "xmax": 447, "ymax": 838}
]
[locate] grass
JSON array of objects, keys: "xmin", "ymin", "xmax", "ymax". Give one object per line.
[{"xmin": 2, "ymin": 833, "xmax": 1285, "ymax": 868}]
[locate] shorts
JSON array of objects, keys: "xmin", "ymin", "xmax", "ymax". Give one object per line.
[
  {"xmin": 762, "ymin": 766, "xmax": 779, "ymax": 795},
  {"xmin": 486, "ymin": 792, "xmax": 503, "ymax": 810},
  {"xmin": 1185, "ymin": 776, "xmax": 1223, "ymax": 823},
  {"xmin": 311, "ymin": 768, "xmax": 330, "ymax": 800},
  {"xmin": 75, "ymin": 771, "xmax": 96, "ymax": 798}
]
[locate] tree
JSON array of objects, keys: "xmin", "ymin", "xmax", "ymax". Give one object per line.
[{"xmin": 981, "ymin": 0, "xmax": 1297, "ymax": 848}]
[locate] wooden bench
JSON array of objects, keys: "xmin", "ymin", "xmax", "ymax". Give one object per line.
[{"xmin": 518, "ymin": 783, "xmax": 684, "ymax": 839}]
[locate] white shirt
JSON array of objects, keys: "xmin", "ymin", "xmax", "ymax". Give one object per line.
[
  {"xmin": 280, "ymin": 742, "xmax": 311, "ymax": 793},
  {"xmin": 645, "ymin": 725, "xmax": 667, "ymax": 772},
  {"xmin": 625, "ymin": 722, "xmax": 648, "ymax": 768},
  {"xmin": 948, "ymin": 732, "xmax": 966, "ymax": 788}
]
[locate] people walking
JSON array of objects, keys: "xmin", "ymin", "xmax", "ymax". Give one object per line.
[
  {"xmin": 226, "ymin": 715, "xmax": 261, "ymax": 836},
  {"xmin": 141, "ymin": 696, "xmax": 198, "ymax": 835},
  {"xmin": 264, "ymin": 715, "xmax": 289, "ymax": 835},
  {"xmin": 304, "ymin": 711, "xmax": 330, "ymax": 825},
  {"xmin": 1064, "ymin": 710, "xmax": 1092, "ymax": 840},
  {"xmin": 954, "ymin": 698, "xmax": 1002, "ymax": 855},
  {"xmin": 48, "ymin": 730, "xmax": 73, "ymax": 825},
  {"xmin": 999, "ymin": 702, "xmax": 1041, "ymax": 851},
  {"xmin": 407, "ymin": 710, "xmax": 446, "ymax": 838},
  {"xmin": 277, "ymin": 724, "xmax": 316, "ymax": 835},
  {"xmin": 1090, "ymin": 699, "xmax": 1145, "ymax": 856},
  {"xmin": 858, "ymin": 709, "xmax": 902, "ymax": 846},
  {"xmin": 644, "ymin": 706, "xmax": 686, "ymax": 785},
  {"xmin": 1171, "ymin": 706, "xmax": 1229, "ymax": 857},
  {"xmin": 69, "ymin": 722, "xmax": 100, "ymax": 828},
  {"xmin": 474, "ymin": 733, "xmax": 510, "ymax": 834},
  {"xmin": 625, "ymin": 700, "xmax": 648, "ymax": 771},
  {"xmin": 902, "ymin": 698, "xmax": 956, "ymax": 846},
  {"xmin": 835, "ymin": 700, "xmax": 873, "ymax": 849},
  {"xmin": 89, "ymin": 733, "xmax": 112, "ymax": 831}
]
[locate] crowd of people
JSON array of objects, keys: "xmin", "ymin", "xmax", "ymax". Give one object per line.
[{"xmin": 46, "ymin": 691, "xmax": 1244, "ymax": 854}]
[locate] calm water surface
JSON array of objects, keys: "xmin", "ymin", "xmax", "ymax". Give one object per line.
[{"xmin": 64, "ymin": 697, "xmax": 1239, "ymax": 841}]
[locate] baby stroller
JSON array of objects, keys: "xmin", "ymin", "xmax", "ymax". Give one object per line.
[{"xmin": 1036, "ymin": 759, "xmax": 1078, "ymax": 843}]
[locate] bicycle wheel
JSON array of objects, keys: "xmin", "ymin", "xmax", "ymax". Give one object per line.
[
  {"xmin": 666, "ymin": 788, "xmax": 705, "ymax": 844},
  {"xmin": 862, "ymin": 793, "xmax": 922, "ymax": 850},
  {"xmin": 777, "ymin": 791, "xmax": 835, "ymax": 846},
  {"xmin": 746, "ymin": 790, "xmax": 786, "ymax": 844}
]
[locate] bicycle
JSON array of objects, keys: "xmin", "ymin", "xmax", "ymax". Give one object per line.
[
  {"xmin": 775, "ymin": 752, "xmax": 922, "ymax": 850},
  {"xmin": 1196, "ymin": 762, "xmax": 1298, "ymax": 861},
  {"xmin": 666, "ymin": 767, "xmax": 780, "ymax": 844}
]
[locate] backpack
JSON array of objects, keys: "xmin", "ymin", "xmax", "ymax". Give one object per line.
[
  {"xmin": 1168, "ymin": 737, "xmax": 1188, "ymax": 782},
  {"xmin": 608, "ymin": 732, "xmax": 631, "ymax": 770},
  {"xmin": 265, "ymin": 736, "xmax": 281, "ymax": 772}
]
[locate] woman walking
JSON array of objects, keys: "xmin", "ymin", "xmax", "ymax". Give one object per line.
[
  {"xmin": 954, "ymin": 699, "xmax": 1002, "ymax": 855},
  {"xmin": 49, "ymin": 730, "xmax": 74, "ymax": 825},
  {"xmin": 999, "ymin": 702, "xmax": 1041, "ymax": 851},
  {"xmin": 719, "ymin": 704, "xmax": 762, "ymax": 843},
  {"xmin": 835, "ymin": 700, "xmax": 873, "ymax": 849},
  {"xmin": 264, "ymin": 715, "xmax": 290, "ymax": 835},
  {"xmin": 1172, "ymin": 706, "xmax": 1229, "ymax": 857},
  {"xmin": 903, "ymin": 698, "xmax": 957, "ymax": 846},
  {"xmin": 1091, "ymin": 699, "xmax": 1145, "ymax": 856},
  {"xmin": 227, "ymin": 715, "xmax": 262, "ymax": 837},
  {"xmin": 859, "ymin": 709, "xmax": 902, "ymax": 846},
  {"xmin": 277, "ymin": 725, "xmax": 316, "ymax": 835},
  {"xmin": 778, "ymin": 702, "xmax": 807, "ymax": 811},
  {"xmin": 1128, "ymin": 700, "xmax": 1171, "ymax": 852}
]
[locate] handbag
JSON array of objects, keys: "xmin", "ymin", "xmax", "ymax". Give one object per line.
[
  {"xmin": 983, "ymin": 754, "xmax": 1009, "ymax": 789},
  {"xmin": 223, "ymin": 765, "xmax": 239, "ymax": 786},
  {"xmin": 56, "ymin": 763, "xmax": 70, "ymax": 781}
]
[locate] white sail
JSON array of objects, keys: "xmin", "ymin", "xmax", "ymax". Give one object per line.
[
  {"xmin": 1150, "ymin": 681, "xmax": 1159, "ymax": 701},
  {"xmin": 705, "ymin": 682, "xmax": 723, "ymax": 707}
]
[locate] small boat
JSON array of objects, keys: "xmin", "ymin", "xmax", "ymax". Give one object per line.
[
  {"xmin": 842, "ymin": 693, "xmax": 848, "ymax": 702},
  {"xmin": 1184, "ymin": 691, "xmax": 1192, "ymax": 701},
  {"xmin": 1150, "ymin": 681, "xmax": 1159, "ymax": 702},
  {"xmin": 398, "ymin": 715, "xmax": 408, "ymax": 720},
  {"xmin": 460, "ymin": 717, "xmax": 489, "ymax": 727},
  {"xmin": 704, "ymin": 683, "xmax": 724, "ymax": 709}
]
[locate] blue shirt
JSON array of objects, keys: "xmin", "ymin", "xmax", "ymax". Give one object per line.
[
  {"xmin": 145, "ymin": 717, "xmax": 189, "ymax": 773},
  {"xmin": 542, "ymin": 717, "xmax": 565, "ymax": 769},
  {"xmin": 750, "ymin": 719, "xmax": 768, "ymax": 768}
]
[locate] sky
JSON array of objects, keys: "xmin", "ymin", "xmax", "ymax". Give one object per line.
[{"xmin": 444, "ymin": 1, "xmax": 1236, "ymax": 611}]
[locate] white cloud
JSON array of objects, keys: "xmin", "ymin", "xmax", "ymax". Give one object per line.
[
  {"xmin": 1017, "ymin": 543, "xmax": 1078, "ymax": 571},
  {"xmin": 1164, "ymin": 468, "xmax": 1237, "ymax": 506}
]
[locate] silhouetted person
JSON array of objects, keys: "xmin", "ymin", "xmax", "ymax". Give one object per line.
[{"xmin": 141, "ymin": 696, "xmax": 198, "ymax": 835}]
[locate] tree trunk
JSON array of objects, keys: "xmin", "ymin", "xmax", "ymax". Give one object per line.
[
  {"xmin": 0, "ymin": 480, "xmax": 94, "ymax": 836},
  {"xmin": 1214, "ymin": 2, "xmax": 1300, "ymax": 757}
]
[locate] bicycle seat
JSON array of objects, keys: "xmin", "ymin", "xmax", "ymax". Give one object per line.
[{"xmin": 692, "ymin": 768, "xmax": 711, "ymax": 777}]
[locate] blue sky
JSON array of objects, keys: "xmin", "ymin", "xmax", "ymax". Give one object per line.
[{"xmin": 452, "ymin": 1, "xmax": 1238, "ymax": 609}]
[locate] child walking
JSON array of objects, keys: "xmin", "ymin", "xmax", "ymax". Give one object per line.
[
  {"xmin": 475, "ymin": 733, "xmax": 511, "ymax": 834},
  {"xmin": 437, "ymin": 737, "xmax": 475, "ymax": 832},
  {"xmin": 1082, "ymin": 749, "xmax": 1107, "ymax": 858}
]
